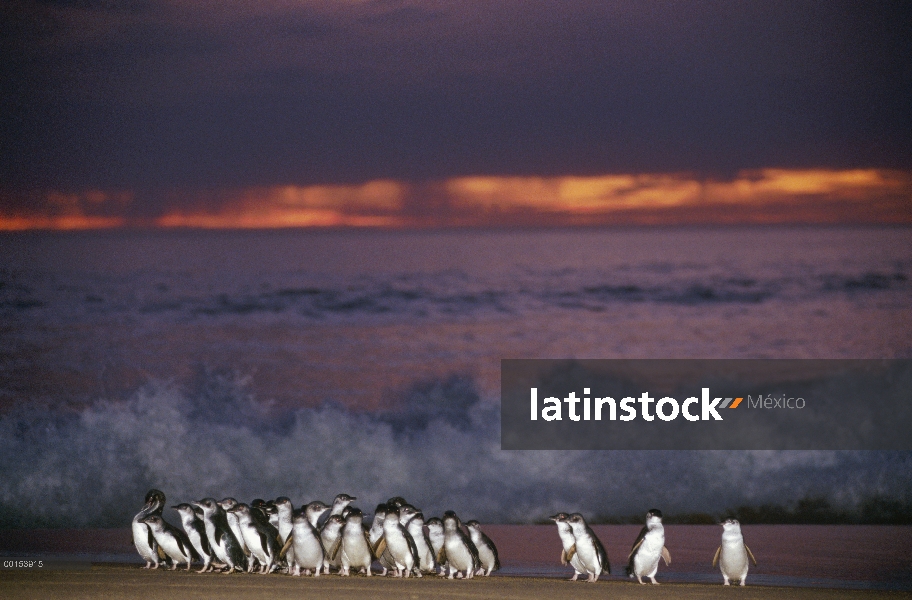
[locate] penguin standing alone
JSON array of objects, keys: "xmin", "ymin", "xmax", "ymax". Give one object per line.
[
  {"xmin": 626, "ymin": 508, "xmax": 670, "ymax": 585},
  {"xmin": 713, "ymin": 518, "xmax": 757, "ymax": 586}
]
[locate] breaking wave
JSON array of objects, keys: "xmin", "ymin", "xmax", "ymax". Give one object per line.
[{"xmin": 1, "ymin": 372, "xmax": 910, "ymax": 528}]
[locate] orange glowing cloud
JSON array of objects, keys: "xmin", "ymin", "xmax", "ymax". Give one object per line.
[
  {"xmin": 1, "ymin": 169, "xmax": 909, "ymax": 231},
  {"xmin": 447, "ymin": 169, "xmax": 910, "ymax": 216},
  {"xmin": 0, "ymin": 189, "xmax": 131, "ymax": 231},
  {"xmin": 154, "ymin": 180, "xmax": 407, "ymax": 229}
]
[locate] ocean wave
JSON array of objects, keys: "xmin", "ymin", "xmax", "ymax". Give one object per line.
[
  {"xmin": 1, "ymin": 267, "xmax": 907, "ymax": 324},
  {"xmin": 0, "ymin": 371, "xmax": 909, "ymax": 528}
]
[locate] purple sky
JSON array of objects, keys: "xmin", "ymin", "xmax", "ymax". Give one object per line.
[{"xmin": 2, "ymin": 1, "xmax": 910, "ymax": 223}]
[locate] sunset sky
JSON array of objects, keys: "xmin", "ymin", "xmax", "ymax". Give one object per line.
[{"xmin": 2, "ymin": 1, "xmax": 910, "ymax": 229}]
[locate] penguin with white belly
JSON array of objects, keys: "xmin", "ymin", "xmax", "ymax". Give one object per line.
[
  {"xmin": 713, "ymin": 518, "xmax": 757, "ymax": 586},
  {"xmin": 626, "ymin": 508, "xmax": 670, "ymax": 585}
]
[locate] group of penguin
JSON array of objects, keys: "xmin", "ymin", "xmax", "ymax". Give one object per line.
[
  {"xmin": 133, "ymin": 489, "xmax": 757, "ymax": 586},
  {"xmin": 132, "ymin": 489, "xmax": 499, "ymax": 579},
  {"xmin": 551, "ymin": 508, "xmax": 757, "ymax": 586}
]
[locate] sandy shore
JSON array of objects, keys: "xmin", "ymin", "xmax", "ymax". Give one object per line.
[{"xmin": 2, "ymin": 563, "xmax": 911, "ymax": 600}]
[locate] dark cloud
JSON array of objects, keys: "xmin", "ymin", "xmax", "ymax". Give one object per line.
[{"xmin": 2, "ymin": 0, "xmax": 910, "ymax": 207}]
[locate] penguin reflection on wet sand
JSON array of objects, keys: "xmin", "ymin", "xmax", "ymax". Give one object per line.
[
  {"xmin": 713, "ymin": 518, "xmax": 757, "ymax": 586},
  {"xmin": 626, "ymin": 508, "xmax": 670, "ymax": 585}
]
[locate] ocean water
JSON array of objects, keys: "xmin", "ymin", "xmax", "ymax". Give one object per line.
[{"xmin": 0, "ymin": 226, "xmax": 910, "ymax": 528}]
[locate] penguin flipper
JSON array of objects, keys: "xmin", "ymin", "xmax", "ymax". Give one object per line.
[
  {"xmin": 712, "ymin": 546, "xmax": 721, "ymax": 568},
  {"xmin": 436, "ymin": 546, "xmax": 446, "ymax": 565},
  {"xmin": 566, "ymin": 544, "xmax": 576, "ymax": 562},
  {"xmin": 592, "ymin": 534, "xmax": 609, "ymax": 574},
  {"xmin": 146, "ymin": 527, "xmax": 156, "ymax": 554},
  {"xmin": 157, "ymin": 545, "xmax": 168, "ymax": 561},
  {"xmin": 744, "ymin": 544, "xmax": 757, "ymax": 566},
  {"xmin": 661, "ymin": 546, "xmax": 671, "ymax": 566},
  {"xmin": 279, "ymin": 534, "xmax": 294, "ymax": 559},
  {"xmin": 465, "ymin": 534, "xmax": 481, "ymax": 571},
  {"xmin": 176, "ymin": 534, "xmax": 192, "ymax": 561},
  {"xmin": 404, "ymin": 530, "xmax": 420, "ymax": 566},
  {"xmin": 484, "ymin": 534, "xmax": 500, "ymax": 571},
  {"xmin": 328, "ymin": 538, "xmax": 342, "ymax": 561},
  {"xmin": 627, "ymin": 539, "xmax": 643, "ymax": 561},
  {"xmin": 560, "ymin": 549, "xmax": 568, "ymax": 566},
  {"xmin": 257, "ymin": 530, "xmax": 270, "ymax": 557},
  {"xmin": 363, "ymin": 531, "xmax": 375, "ymax": 560},
  {"xmin": 373, "ymin": 537, "xmax": 387, "ymax": 559},
  {"xmin": 197, "ymin": 525, "xmax": 212, "ymax": 556}
]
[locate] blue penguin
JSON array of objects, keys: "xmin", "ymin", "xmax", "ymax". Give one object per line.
[
  {"xmin": 441, "ymin": 511, "xmax": 479, "ymax": 579},
  {"xmin": 466, "ymin": 520, "xmax": 500, "ymax": 576},
  {"xmin": 284, "ymin": 506, "xmax": 325, "ymax": 577},
  {"xmin": 566, "ymin": 513, "xmax": 609, "ymax": 582},
  {"xmin": 217, "ymin": 498, "xmax": 250, "ymax": 559},
  {"xmin": 228, "ymin": 503, "xmax": 280, "ymax": 574},
  {"xmin": 626, "ymin": 508, "xmax": 670, "ymax": 585},
  {"xmin": 274, "ymin": 497, "xmax": 295, "ymax": 568},
  {"xmin": 141, "ymin": 514, "xmax": 198, "ymax": 571},
  {"xmin": 340, "ymin": 507, "xmax": 374, "ymax": 576},
  {"xmin": 549, "ymin": 512, "xmax": 587, "ymax": 580},
  {"xmin": 368, "ymin": 503, "xmax": 395, "ymax": 576},
  {"xmin": 425, "ymin": 517, "xmax": 446, "ymax": 576},
  {"xmin": 320, "ymin": 514, "xmax": 346, "ymax": 574},
  {"xmin": 192, "ymin": 498, "xmax": 248, "ymax": 573},
  {"xmin": 407, "ymin": 512, "xmax": 436, "ymax": 574},
  {"xmin": 328, "ymin": 494, "xmax": 356, "ymax": 517},
  {"xmin": 303, "ymin": 500, "xmax": 330, "ymax": 528},
  {"xmin": 379, "ymin": 506, "xmax": 420, "ymax": 577},
  {"xmin": 172, "ymin": 503, "xmax": 215, "ymax": 572},
  {"xmin": 132, "ymin": 489, "xmax": 166, "ymax": 569},
  {"xmin": 713, "ymin": 518, "xmax": 757, "ymax": 586}
]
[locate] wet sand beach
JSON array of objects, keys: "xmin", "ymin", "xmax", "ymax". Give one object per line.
[
  {"xmin": 3, "ymin": 525, "xmax": 911, "ymax": 595},
  {"xmin": 2, "ymin": 562, "xmax": 911, "ymax": 600}
]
